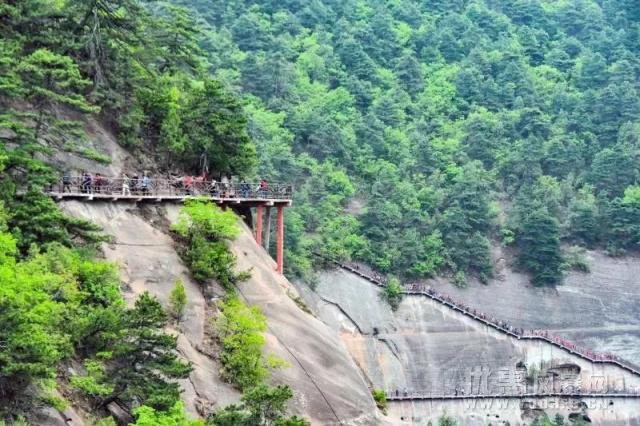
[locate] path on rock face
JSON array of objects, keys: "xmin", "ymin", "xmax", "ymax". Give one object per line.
[
  {"xmin": 306, "ymin": 265, "xmax": 640, "ymax": 425},
  {"xmin": 315, "ymin": 254, "xmax": 640, "ymax": 381},
  {"xmin": 386, "ymin": 391, "xmax": 640, "ymax": 401}
]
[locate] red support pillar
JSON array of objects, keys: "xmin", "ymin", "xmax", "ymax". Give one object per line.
[
  {"xmin": 276, "ymin": 205, "xmax": 284, "ymax": 275},
  {"xmin": 255, "ymin": 205, "xmax": 264, "ymax": 247}
]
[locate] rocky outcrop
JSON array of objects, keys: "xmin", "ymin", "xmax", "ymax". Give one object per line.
[
  {"xmin": 61, "ymin": 201, "xmax": 239, "ymax": 418},
  {"xmin": 60, "ymin": 201, "xmax": 379, "ymax": 425},
  {"xmin": 303, "ymin": 268, "xmax": 640, "ymax": 425},
  {"xmin": 427, "ymin": 247, "xmax": 640, "ymax": 364},
  {"xmin": 229, "ymin": 221, "xmax": 378, "ymax": 425}
]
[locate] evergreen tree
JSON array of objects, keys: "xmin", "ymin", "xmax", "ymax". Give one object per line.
[
  {"xmin": 17, "ymin": 49, "xmax": 96, "ymax": 139},
  {"xmin": 517, "ymin": 206, "xmax": 563, "ymax": 286},
  {"xmin": 103, "ymin": 293, "xmax": 192, "ymax": 410}
]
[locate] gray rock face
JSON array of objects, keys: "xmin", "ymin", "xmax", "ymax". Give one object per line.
[
  {"xmin": 427, "ymin": 248, "xmax": 640, "ymax": 364},
  {"xmin": 61, "ymin": 201, "xmax": 379, "ymax": 425},
  {"xmin": 61, "ymin": 201, "xmax": 240, "ymax": 418},
  {"xmin": 305, "ymin": 269, "xmax": 640, "ymax": 425},
  {"xmin": 229, "ymin": 221, "xmax": 380, "ymax": 425}
]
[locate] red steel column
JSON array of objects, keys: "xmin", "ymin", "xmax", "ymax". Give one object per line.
[
  {"xmin": 276, "ymin": 205, "xmax": 284, "ymax": 274},
  {"xmin": 255, "ymin": 205, "xmax": 264, "ymax": 247}
]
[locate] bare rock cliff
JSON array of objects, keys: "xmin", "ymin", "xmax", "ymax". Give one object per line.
[
  {"xmin": 302, "ymin": 268, "xmax": 640, "ymax": 425},
  {"xmin": 60, "ymin": 201, "xmax": 379, "ymax": 425}
]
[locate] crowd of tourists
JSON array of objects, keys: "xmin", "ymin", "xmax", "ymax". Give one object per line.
[
  {"xmin": 335, "ymin": 259, "xmax": 634, "ymax": 371},
  {"xmin": 58, "ymin": 171, "xmax": 271, "ymax": 198}
]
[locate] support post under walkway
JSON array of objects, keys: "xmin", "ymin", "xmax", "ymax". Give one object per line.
[
  {"xmin": 255, "ymin": 205, "xmax": 264, "ymax": 247},
  {"xmin": 252, "ymin": 204, "xmax": 287, "ymax": 275},
  {"xmin": 276, "ymin": 205, "xmax": 284, "ymax": 275}
]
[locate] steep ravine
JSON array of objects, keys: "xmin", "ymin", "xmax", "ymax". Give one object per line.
[
  {"xmin": 299, "ymin": 268, "xmax": 640, "ymax": 425},
  {"xmin": 60, "ymin": 201, "xmax": 379, "ymax": 425}
]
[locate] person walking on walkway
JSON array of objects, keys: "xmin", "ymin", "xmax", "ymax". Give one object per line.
[
  {"xmin": 131, "ymin": 174, "xmax": 139, "ymax": 194},
  {"xmin": 62, "ymin": 170, "xmax": 72, "ymax": 193},
  {"xmin": 184, "ymin": 175, "xmax": 193, "ymax": 195},
  {"xmin": 81, "ymin": 171, "xmax": 92, "ymax": 193},
  {"xmin": 141, "ymin": 173, "xmax": 150, "ymax": 195},
  {"xmin": 258, "ymin": 178, "xmax": 269, "ymax": 198},
  {"xmin": 240, "ymin": 180, "xmax": 250, "ymax": 198},
  {"xmin": 209, "ymin": 179, "xmax": 219, "ymax": 197},
  {"xmin": 94, "ymin": 173, "xmax": 104, "ymax": 193},
  {"xmin": 122, "ymin": 173, "xmax": 131, "ymax": 196}
]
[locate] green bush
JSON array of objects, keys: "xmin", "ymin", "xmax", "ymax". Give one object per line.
[
  {"xmin": 133, "ymin": 401, "xmax": 203, "ymax": 426},
  {"xmin": 372, "ymin": 389, "xmax": 387, "ymax": 412},
  {"xmin": 172, "ymin": 199, "xmax": 245, "ymax": 289},
  {"xmin": 70, "ymin": 360, "xmax": 114, "ymax": 397},
  {"xmin": 381, "ymin": 277, "xmax": 403, "ymax": 311},
  {"xmin": 169, "ymin": 280, "xmax": 188, "ymax": 321},
  {"xmin": 207, "ymin": 384, "xmax": 310, "ymax": 426},
  {"xmin": 214, "ymin": 295, "xmax": 269, "ymax": 390}
]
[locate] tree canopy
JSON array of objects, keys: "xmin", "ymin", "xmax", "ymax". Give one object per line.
[{"xmin": 177, "ymin": 0, "xmax": 640, "ymax": 285}]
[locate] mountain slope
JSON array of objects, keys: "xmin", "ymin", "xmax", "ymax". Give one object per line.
[{"xmin": 179, "ymin": 0, "xmax": 640, "ymax": 286}]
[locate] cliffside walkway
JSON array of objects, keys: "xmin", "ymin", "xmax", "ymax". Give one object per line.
[
  {"xmin": 386, "ymin": 391, "xmax": 640, "ymax": 402},
  {"xmin": 314, "ymin": 254, "xmax": 640, "ymax": 379},
  {"xmin": 45, "ymin": 176, "xmax": 293, "ymax": 207},
  {"xmin": 46, "ymin": 175, "xmax": 293, "ymax": 274}
]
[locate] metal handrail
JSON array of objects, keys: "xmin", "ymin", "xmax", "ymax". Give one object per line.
[
  {"xmin": 49, "ymin": 176, "xmax": 293, "ymax": 200},
  {"xmin": 314, "ymin": 253, "xmax": 640, "ymax": 377},
  {"xmin": 386, "ymin": 389, "xmax": 640, "ymax": 401}
]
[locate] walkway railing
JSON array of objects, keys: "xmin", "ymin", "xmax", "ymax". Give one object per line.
[
  {"xmin": 314, "ymin": 253, "xmax": 640, "ymax": 378},
  {"xmin": 48, "ymin": 176, "xmax": 293, "ymax": 200},
  {"xmin": 386, "ymin": 390, "xmax": 640, "ymax": 401}
]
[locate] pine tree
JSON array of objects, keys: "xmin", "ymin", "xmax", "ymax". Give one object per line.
[
  {"xmin": 517, "ymin": 207, "xmax": 563, "ymax": 286},
  {"xmin": 17, "ymin": 49, "xmax": 96, "ymax": 139},
  {"xmin": 105, "ymin": 293, "xmax": 192, "ymax": 410}
]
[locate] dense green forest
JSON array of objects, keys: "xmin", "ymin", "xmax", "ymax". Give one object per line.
[
  {"xmin": 2, "ymin": 0, "xmax": 640, "ymax": 421},
  {"xmin": 171, "ymin": 0, "xmax": 640, "ymax": 287},
  {"xmin": 0, "ymin": 1, "xmax": 304, "ymax": 424}
]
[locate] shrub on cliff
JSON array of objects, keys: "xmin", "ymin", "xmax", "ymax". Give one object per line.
[{"xmin": 172, "ymin": 199, "xmax": 245, "ymax": 289}]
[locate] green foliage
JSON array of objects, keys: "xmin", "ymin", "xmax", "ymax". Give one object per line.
[
  {"xmin": 100, "ymin": 293, "xmax": 192, "ymax": 410},
  {"xmin": 207, "ymin": 384, "xmax": 310, "ymax": 426},
  {"xmin": 138, "ymin": 75, "xmax": 257, "ymax": 175},
  {"xmin": 169, "ymin": 280, "xmax": 188, "ymax": 321},
  {"xmin": 562, "ymin": 246, "xmax": 591, "ymax": 273},
  {"xmin": 0, "ymin": 0, "xmax": 256, "ymax": 175},
  {"xmin": 372, "ymin": 389, "xmax": 387, "ymax": 413},
  {"xmin": 0, "ymin": 238, "xmax": 78, "ymax": 400},
  {"xmin": 530, "ymin": 414, "xmax": 569, "ymax": 426},
  {"xmin": 133, "ymin": 401, "xmax": 204, "ymax": 426},
  {"xmin": 173, "ymin": 199, "xmax": 240, "ymax": 240},
  {"xmin": 70, "ymin": 360, "xmax": 114, "ymax": 397},
  {"xmin": 65, "ymin": 288, "xmax": 192, "ymax": 412},
  {"xmin": 0, "ymin": 227, "xmax": 186, "ymax": 416},
  {"xmin": 516, "ymin": 206, "xmax": 563, "ymax": 286},
  {"xmin": 8, "ymin": 191, "xmax": 104, "ymax": 254},
  {"xmin": 214, "ymin": 295, "xmax": 269, "ymax": 390},
  {"xmin": 93, "ymin": 418, "xmax": 117, "ymax": 426},
  {"xmin": 172, "ymin": 199, "xmax": 244, "ymax": 288},
  {"xmin": 381, "ymin": 277, "xmax": 403, "ymax": 311},
  {"xmin": 174, "ymin": 0, "xmax": 640, "ymax": 287},
  {"xmin": 437, "ymin": 413, "xmax": 459, "ymax": 426},
  {"xmin": 38, "ymin": 379, "xmax": 68, "ymax": 411}
]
